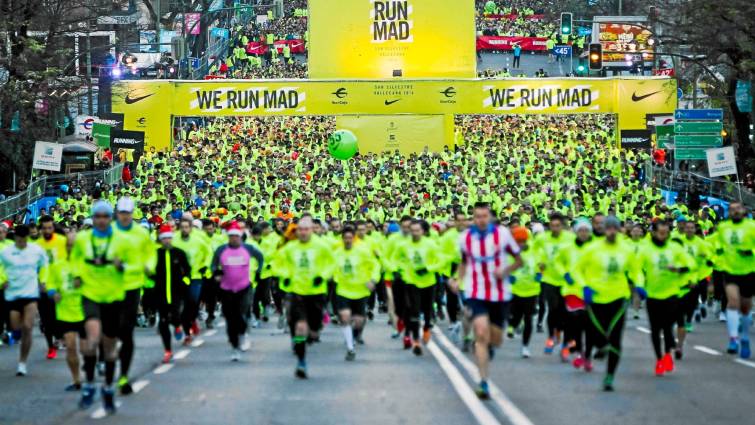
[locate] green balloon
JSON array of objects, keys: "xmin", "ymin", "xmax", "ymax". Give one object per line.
[{"xmin": 328, "ymin": 129, "xmax": 358, "ymax": 160}]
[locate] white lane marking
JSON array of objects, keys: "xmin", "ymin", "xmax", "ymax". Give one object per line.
[
  {"xmin": 132, "ymin": 379, "xmax": 150, "ymax": 393},
  {"xmin": 433, "ymin": 328, "xmax": 535, "ymax": 425},
  {"xmin": 734, "ymin": 358, "xmax": 755, "ymax": 369},
  {"xmin": 636, "ymin": 326, "xmax": 651, "ymax": 334},
  {"xmin": 693, "ymin": 345, "xmax": 722, "ymax": 356},
  {"xmin": 426, "ymin": 341, "xmax": 500, "ymax": 425},
  {"xmin": 90, "ymin": 402, "xmax": 123, "ymax": 419},
  {"xmin": 204, "ymin": 330, "xmax": 218, "ymax": 337},
  {"xmin": 153, "ymin": 363, "xmax": 174, "ymax": 374},
  {"xmin": 190, "ymin": 338, "xmax": 205, "ymax": 347},
  {"xmin": 174, "ymin": 349, "xmax": 191, "ymax": 360}
]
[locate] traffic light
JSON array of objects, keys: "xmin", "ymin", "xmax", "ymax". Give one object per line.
[
  {"xmin": 588, "ymin": 43, "xmax": 603, "ymax": 70},
  {"xmin": 560, "ymin": 13, "xmax": 573, "ymax": 35}
]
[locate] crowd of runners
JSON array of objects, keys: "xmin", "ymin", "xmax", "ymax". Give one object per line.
[{"xmin": 0, "ymin": 114, "xmax": 753, "ymax": 416}]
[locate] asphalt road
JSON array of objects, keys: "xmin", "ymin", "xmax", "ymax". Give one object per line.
[{"xmin": 0, "ymin": 304, "xmax": 752, "ymax": 425}]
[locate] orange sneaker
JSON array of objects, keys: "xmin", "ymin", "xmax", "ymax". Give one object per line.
[
  {"xmin": 544, "ymin": 338, "xmax": 555, "ymax": 354},
  {"xmin": 422, "ymin": 328, "xmax": 431, "ymax": 344},
  {"xmin": 162, "ymin": 351, "xmax": 173, "ymax": 364},
  {"xmin": 560, "ymin": 347, "xmax": 570, "ymax": 363}
]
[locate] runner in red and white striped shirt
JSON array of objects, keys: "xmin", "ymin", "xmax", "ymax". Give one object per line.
[{"xmin": 451, "ymin": 202, "xmax": 522, "ymax": 400}]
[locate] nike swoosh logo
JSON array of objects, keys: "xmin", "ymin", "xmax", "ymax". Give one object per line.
[
  {"xmin": 124, "ymin": 93, "xmax": 155, "ymax": 104},
  {"xmin": 384, "ymin": 99, "xmax": 400, "ymax": 105},
  {"xmin": 631, "ymin": 91, "xmax": 660, "ymax": 102}
]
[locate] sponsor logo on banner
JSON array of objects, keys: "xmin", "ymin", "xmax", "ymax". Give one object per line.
[
  {"xmin": 706, "ymin": 146, "xmax": 737, "ymax": 178},
  {"xmin": 371, "ymin": 0, "xmax": 413, "ymax": 43},
  {"xmin": 191, "ymin": 88, "xmax": 306, "ymax": 112},
  {"xmin": 125, "ymin": 92, "xmax": 155, "ymax": 104},
  {"xmin": 331, "ymin": 87, "xmax": 349, "ymax": 105},
  {"xmin": 484, "ymin": 85, "xmax": 597, "ymax": 111},
  {"xmin": 440, "ymin": 87, "xmax": 457, "ymax": 104},
  {"xmin": 76, "ymin": 116, "xmax": 96, "ymax": 137},
  {"xmin": 32, "ymin": 141, "xmax": 63, "ymax": 172},
  {"xmin": 631, "ymin": 90, "xmax": 661, "ymax": 102},
  {"xmin": 620, "ymin": 129, "xmax": 652, "ymax": 149}
]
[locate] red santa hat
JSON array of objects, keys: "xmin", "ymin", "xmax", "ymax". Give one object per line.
[
  {"xmin": 158, "ymin": 224, "xmax": 174, "ymax": 240},
  {"xmin": 227, "ymin": 221, "xmax": 244, "ymax": 237}
]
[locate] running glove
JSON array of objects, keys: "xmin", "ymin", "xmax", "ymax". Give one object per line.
[
  {"xmin": 739, "ymin": 250, "xmax": 753, "ymax": 257},
  {"xmin": 282, "ymin": 278, "xmax": 291, "ymax": 287},
  {"xmin": 509, "ymin": 275, "xmax": 517, "ymax": 284},
  {"xmin": 635, "ymin": 287, "xmax": 648, "ymax": 300},
  {"xmin": 564, "ymin": 273, "xmax": 575, "ymax": 286},
  {"xmin": 535, "ymin": 272, "xmax": 543, "ymax": 283},
  {"xmin": 415, "ymin": 268, "xmax": 428, "ymax": 276},
  {"xmin": 313, "ymin": 276, "xmax": 324, "ymax": 287},
  {"xmin": 583, "ymin": 287, "xmax": 595, "ymax": 305}
]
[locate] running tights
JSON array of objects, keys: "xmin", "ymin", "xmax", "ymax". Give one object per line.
[
  {"xmin": 542, "ymin": 283, "xmax": 565, "ymax": 338},
  {"xmin": 405, "ymin": 285, "xmax": 435, "ymax": 340},
  {"xmin": 564, "ymin": 309, "xmax": 587, "ymax": 353},
  {"xmin": 646, "ymin": 297, "xmax": 678, "ymax": 359},
  {"xmin": 509, "ymin": 295, "xmax": 537, "ymax": 346},
  {"xmin": 585, "ymin": 300, "xmax": 626, "ymax": 375},
  {"xmin": 220, "ymin": 286, "xmax": 251, "ymax": 349},
  {"xmin": 119, "ymin": 289, "xmax": 140, "ymax": 378}
]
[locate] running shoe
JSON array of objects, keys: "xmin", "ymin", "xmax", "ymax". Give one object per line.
[
  {"xmin": 191, "ymin": 321, "xmax": 201, "ymax": 336},
  {"xmin": 240, "ymin": 335, "xmax": 251, "ymax": 352},
  {"xmin": 162, "ymin": 351, "xmax": 173, "ymax": 364},
  {"xmin": 583, "ymin": 360, "xmax": 594, "ymax": 372},
  {"xmin": 727, "ymin": 338, "xmax": 739, "ymax": 354},
  {"xmin": 403, "ymin": 335, "xmax": 412, "ymax": 350},
  {"xmin": 47, "ymin": 347, "xmax": 58, "ymax": 360},
  {"xmin": 685, "ymin": 323, "xmax": 694, "ymax": 333},
  {"xmin": 740, "ymin": 340, "xmax": 751, "ymax": 359},
  {"xmin": 476, "ymin": 381, "xmax": 490, "ymax": 400},
  {"xmin": 65, "ymin": 383, "xmax": 82, "ymax": 392},
  {"xmin": 521, "ymin": 346, "xmax": 531, "ymax": 358},
  {"xmin": 345, "ymin": 350, "xmax": 356, "ymax": 361},
  {"xmin": 675, "ymin": 348, "xmax": 683, "ymax": 360},
  {"xmin": 118, "ymin": 376, "xmax": 133, "ymax": 395},
  {"xmin": 536, "ymin": 323, "xmax": 544, "ymax": 333},
  {"xmin": 412, "ymin": 342, "xmax": 423, "ymax": 356},
  {"xmin": 183, "ymin": 335, "xmax": 193, "ymax": 346},
  {"xmin": 397, "ymin": 319, "xmax": 405, "ymax": 334},
  {"xmin": 719, "ymin": 312, "xmax": 727, "ymax": 322},
  {"xmin": 603, "ymin": 374, "xmax": 615, "ymax": 391},
  {"xmin": 174, "ymin": 326, "xmax": 184, "ymax": 341},
  {"xmin": 560, "ymin": 347, "xmax": 570, "ymax": 363},
  {"xmin": 367, "ymin": 310, "xmax": 375, "ymax": 321},
  {"xmin": 462, "ymin": 337, "xmax": 472, "ymax": 353},
  {"xmin": 295, "ymin": 361, "xmax": 308, "ymax": 379},
  {"xmin": 655, "ymin": 360, "xmax": 665, "ymax": 377},
  {"xmin": 544, "ymin": 338, "xmax": 555, "ymax": 354},
  {"xmin": 506, "ymin": 326, "xmax": 515, "ymax": 339},
  {"xmin": 422, "ymin": 328, "xmax": 431, "ymax": 345},
  {"xmin": 231, "ymin": 349, "xmax": 242, "ymax": 362},
  {"xmin": 79, "ymin": 384, "xmax": 96, "ymax": 409},
  {"xmin": 391, "ymin": 330, "xmax": 400, "ymax": 339},
  {"xmin": 16, "ymin": 362, "xmax": 27, "ymax": 376},
  {"xmin": 102, "ymin": 386, "xmax": 116, "ymax": 414},
  {"xmin": 572, "ymin": 355, "xmax": 585, "ymax": 369},
  {"xmin": 251, "ymin": 318, "xmax": 260, "ymax": 329},
  {"xmin": 662, "ymin": 353, "xmax": 674, "ymax": 373}
]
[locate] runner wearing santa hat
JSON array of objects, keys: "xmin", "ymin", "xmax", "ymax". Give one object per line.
[
  {"xmin": 210, "ymin": 221, "xmax": 263, "ymax": 361},
  {"xmin": 152, "ymin": 224, "xmax": 191, "ymax": 364}
]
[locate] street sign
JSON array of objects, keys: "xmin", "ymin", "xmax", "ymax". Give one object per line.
[
  {"xmin": 554, "ymin": 45, "xmax": 572, "ymax": 56},
  {"xmin": 655, "ymin": 124, "xmax": 674, "ymax": 148},
  {"xmin": 674, "ymin": 109, "xmax": 723, "ymax": 121},
  {"xmin": 674, "ymin": 122, "xmax": 723, "ymax": 134},
  {"xmin": 673, "ymin": 135, "xmax": 723, "ymax": 147},
  {"xmin": 675, "ymin": 148, "xmax": 709, "ymax": 160},
  {"xmin": 677, "ymin": 87, "xmax": 683, "ymax": 100}
]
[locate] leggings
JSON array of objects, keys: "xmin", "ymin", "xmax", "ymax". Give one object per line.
[
  {"xmin": 252, "ymin": 278, "xmax": 271, "ymax": 319},
  {"xmin": 405, "ymin": 284, "xmax": 435, "ymax": 340},
  {"xmin": 119, "ymin": 289, "xmax": 141, "ymax": 377},
  {"xmin": 536, "ymin": 292, "xmax": 546, "ymax": 326},
  {"xmin": 564, "ymin": 309, "xmax": 587, "ymax": 353},
  {"xmin": 157, "ymin": 302, "xmax": 182, "ymax": 352},
  {"xmin": 38, "ymin": 291, "xmax": 58, "ymax": 348},
  {"xmin": 182, "ymin": 279, "xmax": 203, "ymax": 332},
  {"xmin": 220, "ymin": 286, "xmax": 252, "ymax": 349},
  {"xmin": 392, "ymin": 276, "xmax": 407, "ymax": 323},
  {"xmin": 446, "ymin": 284, "xmax": 461, "ymax": 323},
  {"xmin": 585, "ymin": 300, "xmax": 626, "ymax": 376},
  {"xmin": 542, "ymin": 282, "xmax": 565, "ymax": 338},
  {"xmin": 509, "ymin": 295, "xmax": 537, "ymax": 346},
  {"xmin": 647, "ymin": 297, "xmax": 678, "ymax": 359},
  {"xmin": 201, "ymin": 277, "xmax": 219, "ymax": 321}
]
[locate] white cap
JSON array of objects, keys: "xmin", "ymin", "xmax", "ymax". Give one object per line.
[
  {"xmin": 116, "ymin": 197, "xmax": 135, "ymax": 213},
  {"xmin": 192, "ymin": 219, "xmax": 202, "ymax": 229}
]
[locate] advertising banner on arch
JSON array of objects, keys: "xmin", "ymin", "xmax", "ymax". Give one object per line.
[{"xmin": 308, "ymin": 0, "xmax": 476, "ymax": 79}]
